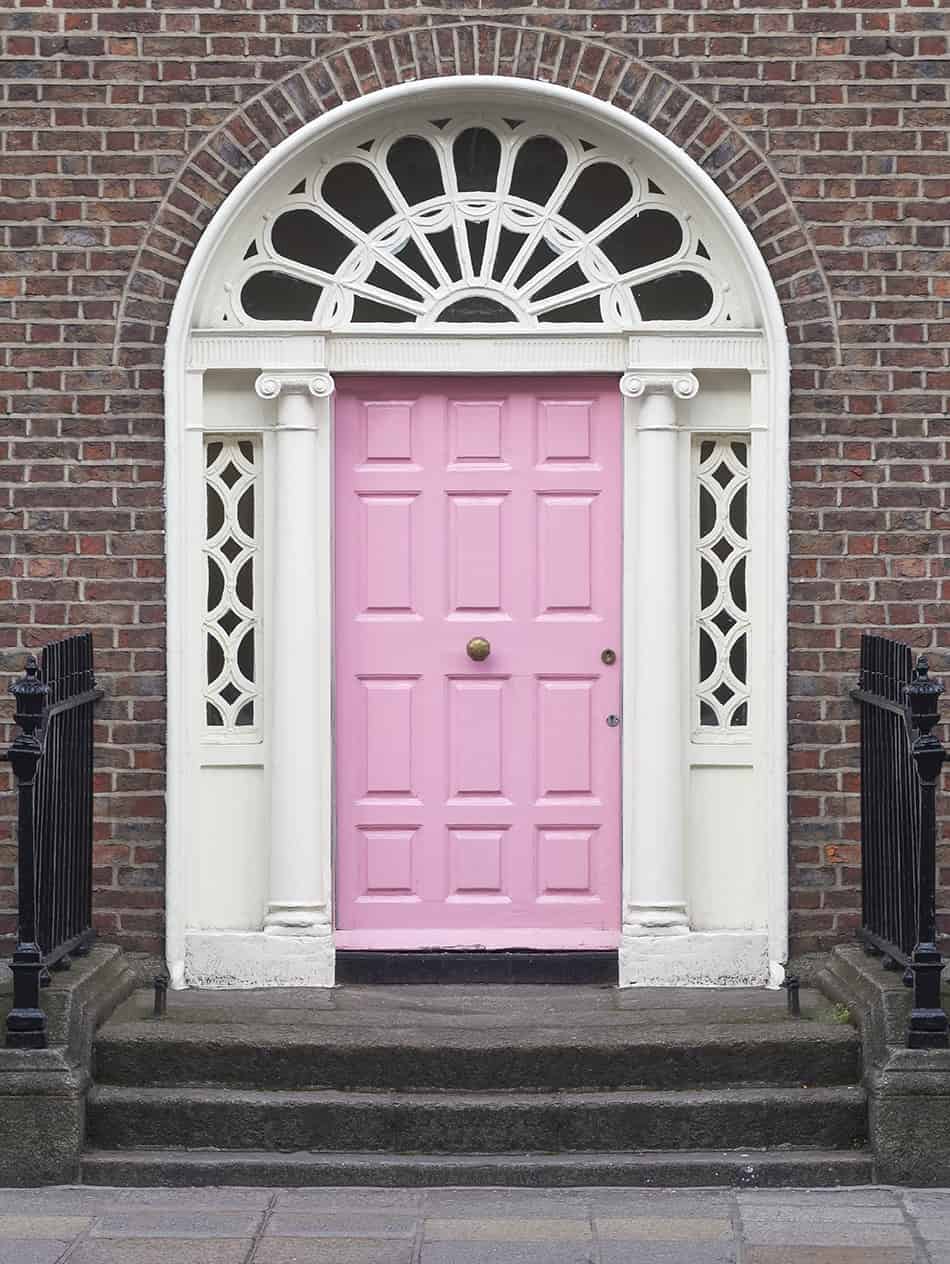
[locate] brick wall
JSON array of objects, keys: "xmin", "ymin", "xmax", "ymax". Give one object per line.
[{"xmin": 0, "ymin": 2, "xmax": 947, "ymax": 960}]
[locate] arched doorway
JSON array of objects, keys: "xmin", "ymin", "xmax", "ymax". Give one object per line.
[{"xmin": 164, "ymin": 79, "xmax": 789, "ymax": 989}]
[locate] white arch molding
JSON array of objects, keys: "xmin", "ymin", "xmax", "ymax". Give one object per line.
[{"xmin": 164, "ymin": 78, "xmax": 790, "ymax": 990}]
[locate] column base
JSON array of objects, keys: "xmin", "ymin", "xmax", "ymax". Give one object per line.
[
  {"xmin": 184, "ymin": 931, "xmax": 335, "ymax": 989},
  {"xmin": 619, "ymin": 929, "xmax": 769, "ymax": 988},
  {"xmin": 623, "ymin": 903, "xmax": 690, "ymax": 936},
  {"xmin": 263, "ymin": 904, "xmax": 332, "ymax": 936}
]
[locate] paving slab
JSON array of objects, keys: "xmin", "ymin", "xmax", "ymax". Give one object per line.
[
  {"xmin": 904, "ymin": 1192, "xmax": 950, "ymax": 1206},
  {"xmin": 264, "ymin": 1213, "xmax": 417, "ymax": 1239},
  {"xmin": 0, "ymin": 1243, "xmax": 77, "ymax": 1264},
  {"xmin": 741, "ymin": 1222, "xmax": 913, "ymax": 1247},
  {"xmin": 253, "ymin": 1241, "xmax": 414, "ymax": 1264},
  {"xmin": 276, "ymin": 1190, "xmax": 424, "ymax": 1212},
  {"xmin": 585, "ymin": 1193, "xmax": 735, "ymax": 1222},
  {"xmin": 91, "ymin": 1211, "xmax": 263, "ymax": 1238},
  {"xmin": 420, "ymin": 1190, "xmax": 591, "ymax": 1217},
  {"xmin": 69, "ymin": 1242, "xmax": 253, "ymax": 1264},
  {"xmin": 737, "ymin": 1189, "xmax": 899, "ymax": 1206},
  {"xmin": 599, "ymin": 1246, "xmax": 737, "ymax": 1264},
  {"xmin": 0, "ymin": 1188, "xmax": 272, "ymax": 1213},
  {"xmin": 596, "ymin": 1215, "xmax": 733, "ymax": 1240},
  {"xmin": 740, "ymin": 1205, "xmax": 906, "ymax": 1224},
  {"xmin": 420, "ymin": 1246, "xmax": 596, "ymax": 1264},
  {"xmin": 910, "ymin": 1219, "xmax": 950, "ymax": 1241},
  {"xmin": 424, "ymin": 1216, "xmax": 592, "ymax": 1241},
  {"xmin": 0, "ymin": 1215, "xmax": 92, "ymax": 1237},
  {"xmin": 744, "ymin": 1250, "xmax": 915, "ymax": 1264}
]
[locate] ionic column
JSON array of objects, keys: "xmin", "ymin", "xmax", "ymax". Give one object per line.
[
  {"xmin": 254, "ymin": 370, "xmax": 335, "ymax": 936},
  {"xmin": 620, "ymin": 370, "xmax": 699, "ymax": 938}
]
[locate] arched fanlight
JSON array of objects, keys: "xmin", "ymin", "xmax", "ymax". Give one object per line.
[{"xmin": 228, "ymin": 116, "xmax": 728, "ymax": 330}]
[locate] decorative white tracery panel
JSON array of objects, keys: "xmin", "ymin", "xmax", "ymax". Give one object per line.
[
  {"xmin": 695, "ymin": 437, "xmax": 750, "ymax": 731},
  {"xmin": 203, "ymin": 437, "xmax": 259, "ymax": 735},
  {"xmin": 223, "ymin": 115, "xmax": 731, "ymax": 330}
]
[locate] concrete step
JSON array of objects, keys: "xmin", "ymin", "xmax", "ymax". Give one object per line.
[
  {"xmin": 86, "ymin": 1084, "xmax": 868, "ymax": 1154},
  {"xmin": 93, "ymin": 1022, "xmax": 861, "ymax": 1091},
  {"xmin": 80, "ymin": 1147, "xmax": 875, "ymax": 1189}
]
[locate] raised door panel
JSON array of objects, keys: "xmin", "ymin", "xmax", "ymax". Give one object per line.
[{"xmin": 447, "ymin": 494, "xmax": 508, "ymax": 618}]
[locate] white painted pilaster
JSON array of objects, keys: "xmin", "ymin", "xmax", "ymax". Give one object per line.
[
  {"xmin": 621, "ymin": 370, "xmax": 698, "ymax": 941},
  {"xmin": 254, "ymin": 371, "xmax": 334, "ymax": 944}
]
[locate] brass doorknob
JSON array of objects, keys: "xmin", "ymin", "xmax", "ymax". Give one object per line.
[{"xmin": 466, "ymin": 636, "xmax": 491, "ymax": 662}]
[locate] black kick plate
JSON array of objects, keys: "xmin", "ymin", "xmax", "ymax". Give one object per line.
[{"xmin": 335, "ymin": 951, "xmax": 619, "ymax": 986}]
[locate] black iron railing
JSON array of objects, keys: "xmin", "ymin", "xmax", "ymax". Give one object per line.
[
  {"xmin": 853, "ymin": 632, "xmax": 948, "ymax": 1048},
  {"xmin": 4, "ymin": 634, "xmax": 102, "ymax": 1048}
]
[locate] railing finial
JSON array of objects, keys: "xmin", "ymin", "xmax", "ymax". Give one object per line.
[
  {"xmin": 906, "ymin": 653, "xmax": 944, "ymax": 743},
  {"xmin": 10, "ymin": 655, "xmax": 48, "ymax": 741}
]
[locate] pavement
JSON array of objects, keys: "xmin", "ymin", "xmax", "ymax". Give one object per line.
[{"xmin": 1, "ymin": 1186, "xmax": 950, "ymax": 1263}]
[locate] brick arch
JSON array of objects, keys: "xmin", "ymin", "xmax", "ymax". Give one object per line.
[{"xmin": 116, "ymin": 21, "xmax": 839, "ymax": 367}]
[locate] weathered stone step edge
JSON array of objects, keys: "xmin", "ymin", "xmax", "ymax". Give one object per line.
[
  {"xmin": 88, "ymin": 1085, "xmax": 867, "ymax": 1108},
  {"xmin": 95, "ymin": 1020, "xmax": 859, "ymax": 1048},
  {"xmin": 93, "ymin": 1026, "xmax": 861, "ymax": 1091},
  {"xmin": 87, "ymin": 1084, "xmax": 868, "ymax": 1155},
  {"xmin": 80, "ymin": 1148, "xmax": 875, "ymax": 1189}
]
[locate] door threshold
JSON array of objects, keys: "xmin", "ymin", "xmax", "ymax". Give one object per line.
[{"xmin": 335, "ymin": 950, "xmax": 619, "ymax": 986}]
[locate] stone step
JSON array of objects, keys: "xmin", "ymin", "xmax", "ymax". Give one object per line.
[
  {"xmin": 93, "ymin": 1022, "xmax": 861, "ymax": 1091},
  {"xmin": 87, "ymin": 1084, "xmax": 868, "ymax": 1155},
  {"xmin": 81, "ymin": 1147, "xmax": 875, "ymax": 1189}
]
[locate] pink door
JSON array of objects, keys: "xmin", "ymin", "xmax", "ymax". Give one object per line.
[{"xmin": 334, "ymin": 376, "xmax": 622, "ymax": 949}]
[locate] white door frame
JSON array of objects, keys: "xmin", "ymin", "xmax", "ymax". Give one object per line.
[{"xmin": 164, "ymin": 79, "xmax": 790, "ymax": 989}]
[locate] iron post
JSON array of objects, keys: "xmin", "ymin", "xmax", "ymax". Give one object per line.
[
  {"xmin": 905, "ymin": 656, "xmax": 949, "ymax": 1049},
  {"xmin": 784, "ymin": 975, "xmax": 801, "ymax": 1019},
  {"xmin": 152, "ymin": 974, "xmax": 168, "ymax": 1019},
  {"xmin": 5, "ymin": 656, "xmax": 49, "ymax": 1049}
]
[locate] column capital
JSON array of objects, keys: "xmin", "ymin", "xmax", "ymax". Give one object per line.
[
  {"xmin": 620, "ymin": 370, "xmax": 699, "ymax": 401},
  {"xmin": 254, "ymin": 370, "xmax": 335, "ymax": 401}
]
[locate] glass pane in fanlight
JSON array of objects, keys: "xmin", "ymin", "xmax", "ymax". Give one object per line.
[
  {"xmin": 453, "ymin": 127, "xmax": 501, "ymax": 193},
  {"xmin": 272, "ymin": 209, "xmax": 353, "ymax": 272},
  {"xmin": 438, "ymin": 297, "xmax": 517, "ymax": 323},
  {"xmin": 601, "ymin": 209, "xmax": 683, "ymax": 274},
  {"xmin": 632, "ymin": 271, "xmax": 714, "ymax": 321},
  {"xmin": 387, "ymin": 135, "xmax": 444, "ymax": 205},
  {"xmin": 323, "ymin": 162, "xmax": 394, "ymax": 231},
  {"xmin": 559, "ymin": 163, "xmax": 632, "ymax": 232},
  {"xmin": 241, "ymin": 271, "xmax": 322, "ymax": 321},
  {"xmin": 510, "ymin": 136, "xmax": 568, "ymax": 205}
]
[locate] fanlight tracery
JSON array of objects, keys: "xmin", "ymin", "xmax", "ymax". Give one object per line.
[{"xmin": 226, "ymin": 116, "xmax": 731, "ymax": 330}]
